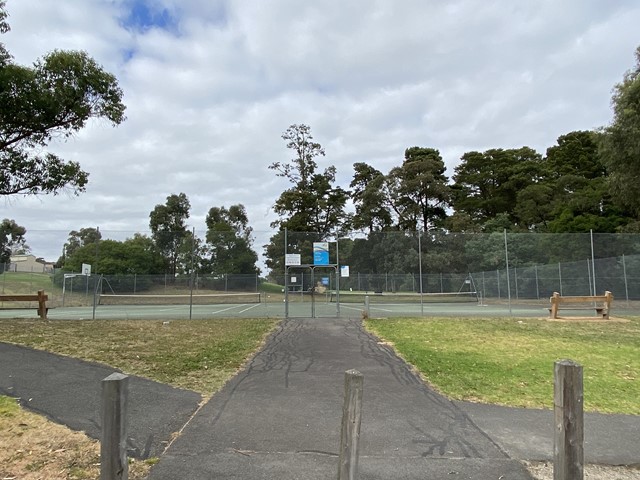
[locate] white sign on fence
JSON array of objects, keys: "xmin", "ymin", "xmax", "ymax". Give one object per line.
[
  {"xmin": 82, "ymin": 263, "xmax": 92, "ymax": 276},
  {"xmin": 341, "ymin": 265, "xmax": 350, "ymax": 278},
  {"xmin": 285, "ymin": 254, "xmax": 301, "ymax": 266}
]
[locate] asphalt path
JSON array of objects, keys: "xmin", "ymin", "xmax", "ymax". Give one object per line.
[
  {"xmin": 148, "ymin": 317, "xmax": 640, "ymax": 479},
  {"xmin": 0, "ymin": 342, "xmax": 201, "ymax": 459}
]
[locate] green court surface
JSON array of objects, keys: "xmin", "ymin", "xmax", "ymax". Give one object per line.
[{"xmin": 0, "ymin": 298, "xmax": 600, "ymax": 320}]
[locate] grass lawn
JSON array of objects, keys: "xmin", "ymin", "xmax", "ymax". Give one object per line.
[
  {"xmin": 0, "ymin": 272, "xmax": 53, "ymax": 295},
  {"xmin": 0, "ymin": 318, "xmax": 278, "ymax": 395},
  {"xmin": 366, "ymin": 316, "xmax": 640, "ymax": 415}
]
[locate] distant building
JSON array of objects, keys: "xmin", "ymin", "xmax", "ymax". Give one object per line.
[{"xmin": 9, "ymin": 254, "xmax": 54, "ymax": 273}]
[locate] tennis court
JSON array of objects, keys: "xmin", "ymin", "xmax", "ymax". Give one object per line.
[{"xmin": 0, "ymin": 293, "xmax": 577, "ymax": 320}]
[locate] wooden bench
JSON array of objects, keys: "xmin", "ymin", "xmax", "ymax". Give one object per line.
[
  {"xmin": 549, "ymin": 291, "xmax": 613, "ymax": 319},
  {"xmin": 0, "ymin": 290, "xmax": 48, "ymax": 319}
]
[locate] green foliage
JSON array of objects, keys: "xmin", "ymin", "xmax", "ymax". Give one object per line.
[
  {"xmin": 0, "ymin": 218, "xmax": 26, "ymax": 264},
  {"xmin": 350, "ymin": 162, "xmax": 393, "ymax": 232},
  {"xmin": 149, "ymin": 193, "xmax": 191, "ymax": 275},
  {"xmin": 269, "ymin": 124, "xmax": 349, "ymax": 235},
  {"xmin": 0, "ymin": 4, "xmax": 125, "ymax": 196},
  {"xmin": 57, "ymin": 227, "xmax": 102, "ymax": 266},
  {"xmin": 546, "ymin": 130, "xmax": 605, "ymax": 180},
  {"xmin": 387, "ymin": 147, "xmax": 450, "ymax": 231},
  {"xmin": 600, "ymin": 46, "xmax": 640, "ymax": 215},
  {"xmin": 452, "ymin": 147, "xmax": 544, "ymax": 227},
  {"xmin": 541, "ymin": 131, "xmax": 631, "ymax": 233},
  {"xmin": 514, "ymin": 183, "xmax": 556, "ymax": 230},
  {"xmin": 64, "ymin": 235, "xmax": 166, "ymax": 275},
  {"xmin": 265, "ymin": 125, "xmax": 349, "ymax": 275},
  {"xmin": 204, "ymin": 204, "xmax": 259, "ymax": 274}
]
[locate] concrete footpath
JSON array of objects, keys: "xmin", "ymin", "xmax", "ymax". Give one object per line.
[{"xmin": 147, "ymin": 317, "xmax": 640, "ymax": 480}]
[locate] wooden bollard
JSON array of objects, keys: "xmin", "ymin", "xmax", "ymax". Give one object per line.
[
  {"xmin": 101, "ymin": 373, "xmax": 129, "ymax": 480},
  {"xmin": 554, "ymin": 360, "xmax": 584, "ymax": 480},
  {"xmin": 37, "ymin": 290, "xmax": 47, "ymax": 320},
  {"xmin": 338, "ymin": 369, "xmax": 364, "ymax": 480}
]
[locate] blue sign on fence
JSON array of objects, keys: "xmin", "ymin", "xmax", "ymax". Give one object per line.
[{"xmin": 313, "ymin": 242, "xmax": 330, "ymax": 265}]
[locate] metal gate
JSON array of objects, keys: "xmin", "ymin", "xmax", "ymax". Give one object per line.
[{"xmin": 284, "ymin": 265, "xmax": 340, "ymax": 318}]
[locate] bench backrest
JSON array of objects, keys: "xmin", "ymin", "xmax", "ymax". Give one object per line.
[
  {"xmin": 0, "ymin": 290, "xmax": 48, "ymax": 319},
  {"xmin": 550, "ymin": 291, "xmax": 612, "ymax": 304}
]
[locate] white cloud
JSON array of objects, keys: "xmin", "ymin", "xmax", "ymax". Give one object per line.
[{"xmin": 1, "ymin": 0, "xmax": 639, "ymax": 262}]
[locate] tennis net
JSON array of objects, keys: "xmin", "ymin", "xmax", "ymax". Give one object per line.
[
  {"xmin": 328, "ymin": 291, "xmax": 479, "ymax": 304},
  {"xmin": 98, "ymin": 292, "xmax": 261, "ymax": 306}
]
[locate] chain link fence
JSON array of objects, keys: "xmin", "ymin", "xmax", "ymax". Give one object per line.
[{"xmin": 2, "ymin": 230, "xmax": 640, "ymax": 317}]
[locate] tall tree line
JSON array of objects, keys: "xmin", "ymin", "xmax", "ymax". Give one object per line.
[
  {"xmin": 58, "ymin": 194, "xmax": 260, "ymax": 277},
  {"xmin": 264, "ymin": 43, "xmax": 640, "ymax": 276}
]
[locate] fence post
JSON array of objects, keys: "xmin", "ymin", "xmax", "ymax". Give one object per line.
[
  {"xmin": 338, "ymin": 369, "xmax": 364, "ymax": 480},
  {"xmin": 101, "ymin": 373, "xmax": 129, "ymax": 480},
  {"xmin": 554, "ymin": 360, "xmax": 583, "ymax": 480},
  {"xmin": 622, "ymin": 254, "xmax": 630, "ymax": 306},
  {"xmin": 558, "ymin": 263, "xmax": 563, "ymax": 296}
]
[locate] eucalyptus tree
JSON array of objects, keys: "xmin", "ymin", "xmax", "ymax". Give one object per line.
[
  {"xmin": 149, "ymin": 193, "xmax": 191, "ymax": 275},
  {"xmin": 0, "ymin": 218, "xmax": 27, "ymax": 264},
  {"xmin": 269, "ymin": 124, "xmax": 349, "ymax": 235},
  {"xmin": 600, "ymin": 46, "xmax": 640, "ymax": 215},
  {"xmin": 204, "ymin": 204, "xmax": 258, "ymax": 274},
  {"xmin": 0, "ymin": 1, "xmax": 125, "ymax": 196},
  {"xmin": 265, "ymin": 124, "xmax": 349, "ymax": 275}
]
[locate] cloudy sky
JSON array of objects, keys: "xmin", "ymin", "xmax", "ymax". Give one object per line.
[{"xmin": 2, "ymin": 0, "xmax": 639, "ymax": 263}]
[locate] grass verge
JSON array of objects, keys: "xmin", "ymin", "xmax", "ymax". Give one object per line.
[
  {"xmin": 365, "ymin": 316, "xmax": 640, "ymax": 414},
  {"xmin": 1, "ymin": 394, "xmax": 153, "ymax": 480},
  {"xmin": 0, "ymin": 318, "xmax": 278, "ymax": 395}
]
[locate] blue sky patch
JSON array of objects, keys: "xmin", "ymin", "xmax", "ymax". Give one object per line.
[{"xmin": 121, "ymin": 0, "xmax": 179, "ymax": 33}]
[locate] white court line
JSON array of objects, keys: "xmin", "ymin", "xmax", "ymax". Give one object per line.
[
  {"xmin": 210, "ymin": 304, "xmax": 249, "ymax": 315},
  {"xmin": 338, "ymin": 303, "xmax": 394, "ymax": 313},
  {"xmin": 368, "ymin": 306, "xmax": 394, "ymax": 312},
  {"xmin": 339, "ymin": 304, "xmax": 367, "ymax": 313},
  {"xmin": 237, "ymin": 303, "xmax": 260, "ymax": 314}
]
